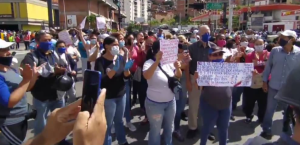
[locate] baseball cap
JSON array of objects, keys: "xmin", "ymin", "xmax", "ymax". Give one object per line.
[
  {"xmin": 0, "ymin": 39, "xmax": 14, "ymax": 49},
  {"xmin": 280, "ymin": 30, "xmax": 297, "ymax": 39},
  {"xmin": 275, "ymin": 63, "xmax": 300, "ymax": 108},
  {"xmin": 209, "ymin": 47, "xmax": 225, "ymax": 55}
]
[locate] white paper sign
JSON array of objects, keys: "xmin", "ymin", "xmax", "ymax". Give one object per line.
[
  {"xmin": 196, "ymin": 62, "xmax": 253, "ymax": 87},
  {"xmin": 96, "ymin": 17, "xmax": 106, "ymax": 29},
  {"xmin": 160, "ymin": 39, "xmax": 179, "ymax": 65},
  {"xmin": 58, "ymin": 30, "xmax": 72, "ymax": 45},
  {"xmin": 79, "ymin": 16, "xmax": 87, "ymax": 29}
]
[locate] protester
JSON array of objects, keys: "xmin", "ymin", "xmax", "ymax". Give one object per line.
[
  {"xmin": 94, "ymin": 36, "xmax": 133, "ymax": 145},
  {"xmin": 77, "ymin": 33, "xmax": 89, "ymax": 74},
  {"xmin": 185, "ymin": 25, "xmax": 215, "ymax": 140},
  {"xmin": 261, "ymin": 30, "xmax": 300, "ymax": 139},
  {"xmin": 243, "ymin": 39, "xmax": 269, "ymax": 123},
  {"xmin": 194, "ymin": 46, "xmax": 232, "ymax": 145},
  {"xmin": 143, "ymin": 40, "xmax": 182, "ymax": 145},
  {"xmin": 189, "ymin": 33, "xmax": 198, "ymax": 43},
  {"xmin": 21, "ymin": 31, "xmax": 71, "ymax": 145}
]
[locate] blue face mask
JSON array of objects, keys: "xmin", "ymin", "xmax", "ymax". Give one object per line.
[
  {"xmin": 90, "ymin": 39, "xmax": 97, "ymax": 45},
  {"xmin": 190, "ymin": 38, "xmax": 197, "ymax": 43},
  {"xmin": 0, "ymin": 57, "xmax": 13, "ymax": 66},
  {"xmin": 119, "ymin": 41, "xmax": 125, "ymax": 48},
  {"xmin": 212, "ymin": 59, "xmax": 224, "ymax": 62},
  {"xmin": 202, "ymin": 33, "xmax": 210, "ymax": 42},
  {"xmin": 58, "ymin": 47, "xmax": 66, "ymax": 53},
  {"xmin": 38, "ymin": 42, "xmax": 53, "ymax": 52}
]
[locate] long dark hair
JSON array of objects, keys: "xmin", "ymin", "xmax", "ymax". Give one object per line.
[
  {"xmin": 102, "ymin": 36, "xmax": 117, "ymax": 55},
  {"xmin": 146, "ymin": 40, "xmax": 160, "ymax": 61},
  {"xmin": 125, "ymin": 34, "xmax": 134, "ymax": 46}
]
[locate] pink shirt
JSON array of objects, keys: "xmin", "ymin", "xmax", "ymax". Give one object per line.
[
  {"xmin": 129, "ymin": 45, "xmax": 146, "ymax": 72},
  {"xmin": 245, "ymin": 50, "xmax": 270, "ymax": 73}
]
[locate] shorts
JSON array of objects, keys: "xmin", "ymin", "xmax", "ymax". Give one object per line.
[{"xmin": 0, "ymin": 119, "xmax": 28, "ymax": 145}]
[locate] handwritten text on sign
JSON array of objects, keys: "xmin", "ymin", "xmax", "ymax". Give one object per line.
[
  {"xmin": 196, "ymin": 62, "xmax": 253, "ymax": 87},
  {"xmin": 160, "ymin": 39, "xmax": 179, "ymax": 65}
]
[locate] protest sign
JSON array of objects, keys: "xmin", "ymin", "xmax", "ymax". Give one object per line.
[
  {"xmin": 160, "ymin": 39, "xmax": 178, "ymax": 65},
  {"xmin": 58, "ymin": 30, "xmax": 72, "ymax": 45},
  {"xmin": 79, "ymin": 16, "xmax": 87, "ymax": 29},
  {"xmin": 96, "ymin": 17, "xmax": 106, "ymax": 29},
  {"xmin": 196, "ymin": 62, "xmax": 253, "ymax": 87}
]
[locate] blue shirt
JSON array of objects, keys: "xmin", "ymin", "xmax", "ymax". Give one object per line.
[
  {"xmin": 263, "ymin": 46, "xmax": 300, "ymax": 90},
  {"xmin": 78, "ymin": 41, "xmax": 87, "ymax": 58},
  {"xmin": 0, "ymin": 69, "xmax": 27, "ymax": 126}
]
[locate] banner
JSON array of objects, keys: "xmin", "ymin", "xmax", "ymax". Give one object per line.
[
  {"xmin": 196, "ymin": 62, "xmax": 253, "ymax": 87},
  {"xmin": 67, "ymin": 15, "xmax": 77, "ymax": 28},
  {"xmin": 160, "ymin": 39, "xmax": 179, "ymax": 65}
]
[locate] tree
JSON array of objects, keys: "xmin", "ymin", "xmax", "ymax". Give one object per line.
[
  {"xmin": 126, "ymin": 22, "xmax": 142, "ymax": 33},
  {"xmin": 149, "ymin": 20, "xmax": 161, "ymax": 26},
  {"xmin": 162, "ymin": 1, "xmax": 174, "ymax": 7},
  {"xmin": 163, "ymin": 18, "xmax": 176, "ymax": 25}
]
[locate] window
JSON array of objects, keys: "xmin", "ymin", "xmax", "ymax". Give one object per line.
[{"xmin": 263, "ymin": 11, "xmax": 272, "ymax": 16}]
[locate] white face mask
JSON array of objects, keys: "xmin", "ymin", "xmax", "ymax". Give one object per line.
[
  {"xmin": 255, "ymin": 45, "xmax": 264, "ymax": 52},
  {"xmin": 240, "ymin": 42, "xmax": 249, "ymax": 47},
  {"xmin": 110, "ymin": 46, "xmax": 119, "ymax": 56}
]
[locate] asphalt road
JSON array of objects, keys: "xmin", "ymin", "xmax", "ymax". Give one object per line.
[{"xmin": 12, "ymin": 44, "xmax": 284, "ymax": 145}]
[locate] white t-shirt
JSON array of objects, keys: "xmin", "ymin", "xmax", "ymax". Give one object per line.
[
  {"xmin": 143, "ymin": 59, "xmax": 175, "ymax": 102},
  {"xmin": 88, "ymin": 47, "xmax": 101, "ymax": 70}
]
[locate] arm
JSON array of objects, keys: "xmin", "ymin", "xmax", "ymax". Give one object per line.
[
  {"xmin": 124, "ymin": 70, "xmax": 130, "ymax": 77},
  {"xmin": 0, "ymin": 75, "xmax": 30, "ymax": 108},
  {"xmin": 88, "ymin": 47, "xmax": 99, "ymax": 62},
  {"xmin": 174, "ymin": 66, "xmax": 182, "ymax": 78},
  {"xmin": 22, "ymin": 134, "xmax": 50, "ymax": 145},
  {"xmin": 143, "ymin": 60, "xmax": 159, "ymax": 80},
  {"xmin": 94, "ymin": 57, "xmax": 117, "ymax": 79},
  {"xmin": 262, "ymin": 49, "xmax": 274, "ymax": 82},
  {"xmin": 20, "ymin": 53, "xmax": 37, "ymax": 91}
]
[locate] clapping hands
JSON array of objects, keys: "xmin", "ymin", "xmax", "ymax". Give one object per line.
[
  {"xmin": 112, "ymin": 56, "xmax": 120, "ymax": 71},
  {"xmin": 124, "ymin": 60, "xmax": 134, "ymax": 71}
]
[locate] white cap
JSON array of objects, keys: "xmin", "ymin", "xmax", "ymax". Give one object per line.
[
  {"xmin": 100, "ymin": 34, "xmax": 109, "ymax": 39},
  {"xmin": 0, "ymin": 39, "xmax": 14, "ymax": 49},
  {"xmin": 193, "ymin": 30, "xmax": 199, "ymax": 34},
  {"xmin": 280, "ymin": 30, "xmax": 297, "ymax": 39}
]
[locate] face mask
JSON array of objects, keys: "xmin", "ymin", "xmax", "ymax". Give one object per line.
[
  {"xmin": 212, "ymin": 59, "xmax": 224, "ymax": 62},
  {"xmin": 90, "ymin": 39, "xmax": 97, "ymax": 45},
  {"xmin": 279, "ymin": 38, "xmax": 289, "ymax": 47},
  {"xmin": 201, "ymin": 33, "xmax": 210, "ymax": 42},
  {"xmin": 133, "ymin": 40, "xmax": 137, "ymax": 44},
  {"xmin": 119, "ymin": 41, "xmax": 125, "ymax": 48},
  {"xmin": 38, "ymin": 42, "xmax": 53, "ymax": 52},
  {"xmin": 58, "ymin": 47, "xmax": 66, "ymax": 53},
  {"xmin": 0, "ymin": 57, "xmax": 13, "ymax": 66},
  {"xmin": 190, "ymin": 38, "xmax": 197, "ymax": 43},
  {"xmin": 255, "ymin": 45, "xmax": 264, "ymax": 52},
  {"xmin": 110, "ymin": 46, "xmax": 119, "ymax": 56},
  {"xmin": 217, "ymin": 40, "xmax": 226, "ymax": 47},
  {"xmin": 240, "ymin": 42, "xmax": 249, "ymax": 47}
]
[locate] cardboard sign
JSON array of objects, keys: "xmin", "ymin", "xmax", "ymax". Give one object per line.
[
  {"xmin": 196, "ymin": 62, "xmax": 253, "ymax": 87},
  {"xmin": 58, "ymin": 30, "xmax": 72, "ymax": 45},
  {"xmin": 160, "ymin": 39, "xmax": 179, "ymax": 65}
]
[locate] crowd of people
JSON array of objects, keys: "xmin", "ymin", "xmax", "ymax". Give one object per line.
[{"xmin": 0, "ymin": 25, "xmax": 300, "ymax": 145}]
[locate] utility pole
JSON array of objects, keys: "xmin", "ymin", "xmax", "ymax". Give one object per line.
[
  {"xmin": 228, "ymin": 0, "xmax": 233, "ymax": 31},
  {"xmin": 114, "ymin": 0, "xmax": 122, "ymax": 30},
  {"xmin": 47, "ymin": 0, "xmax": 53, "ymax": 28},
  {"xmin": 222, "ymin": 2, "xmax": 227, "ymax": 28}
]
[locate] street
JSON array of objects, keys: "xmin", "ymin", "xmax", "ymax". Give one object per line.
[{"xmin": 12, "ymin": 44, "xmax": 284, "ymax": 145}]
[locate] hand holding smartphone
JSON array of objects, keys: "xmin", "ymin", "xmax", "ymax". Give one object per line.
[{"xmin": 81, "ymin": 70, "xmax": 102, "ymax": 114}]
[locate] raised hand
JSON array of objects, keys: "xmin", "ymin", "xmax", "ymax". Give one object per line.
[
  {"xmin": 112, "ymin": 56, "xmax": 120, "ymax": 71},
  {"xmin": 124, "ymin": 60, "xmax": 134, "ymax": 71}
]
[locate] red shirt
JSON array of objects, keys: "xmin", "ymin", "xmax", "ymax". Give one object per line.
[
  {"xmin": 245, "ymin": 50, "xmax": 270, "ymax": 73},
  {"xmin": 15, "ymin": 36, "xmax": 20, "ymax": 42},
  {"xmin": 129, "ymin": 45, "xmax": 146, "ymax": 72}
]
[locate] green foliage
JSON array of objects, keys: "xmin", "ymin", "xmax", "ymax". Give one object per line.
[
  {"xmin": 162, "ymin": 1, "xmax": 174, "ymax": 7},
  {"xmin": 232, "ymin": 16, "xmax": 239, "ymax": 28},
  {"xmin": 126, "ymin": 22, "xmax": 142, "ymax": 33},
  {"xmin": 86, "ymin": 14, "xmax": 97, "ymax": 24},
  {"xmin": 181, "ymin": 17, "xmax": 194, "ymax": 25},
  {"xmin": 149, "ymin": 20, "xmax": 161, "ymax": 26}
]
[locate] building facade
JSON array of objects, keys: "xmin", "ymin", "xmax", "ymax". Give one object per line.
[
  {"xmin": 122, "ymin": 0, "xmax": 149, "ymax": 24},
  {"xmin": 58, "ymin": 0, "xmax": 126, "ymax": 30},
  {"xmin": 0, "ymin": 0, "xmax": 59, "ymax": 31}
]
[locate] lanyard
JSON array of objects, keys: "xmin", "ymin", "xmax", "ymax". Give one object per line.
[{"xmin": 37, "ymin": 51, "xmax": 55, "ymax": 65}]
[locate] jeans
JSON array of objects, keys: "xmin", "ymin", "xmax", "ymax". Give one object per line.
[
  {"xmin": 174, "ymin": 71, "xmax": 188, "ymax": 131},
  {"xmin": 33, "ymin": 97, "xmax": 65, "ymax": 136},
  {"xmin": 200, "ymin": 97, "xmax": 231, "ymax": 145},
  {"xmin": 104, "ymin": 94, "xmax": 127, "ymax": 145},
  {"xmin": 232, "ymin": 87, "xmax": 244, "ymax": 110},
  {"xmin": 145, "ymin": 98, "xmax": 176, "ymax": 145},
  {"xmin": 282, "ymin": 105, "xmax": 294, "ymax": 136},
  {"xmin": 124, "ymin": 80, "xmax": 132, "ymax": 123},
  {"xmin": 262, "ymin": 87, "xmax": 280, "ymax": 134},
  {"xmin": 81, "ymin": 57, "xmax": 88, "ymax": 74}
]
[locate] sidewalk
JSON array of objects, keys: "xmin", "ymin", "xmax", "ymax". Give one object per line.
[{"xmin": 9, "ymin": 43, "xmax": 30, "ymax": 55}]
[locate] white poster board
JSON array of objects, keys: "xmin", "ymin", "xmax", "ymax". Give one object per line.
[
  {"xmin": 96, "ymin": 17, "xmax": 106, "ymax": 29},
  {"xmin": 58, "ymin": 30, "xmax": 72, "ymax": 45},
  {"xmin": 67, "ymin": 15, "xmax": 77, "ymax": 28},
  {"xmin": 196, "ymin": 62, "xmax": 253, "ymax": 87},
  {"xmin": 160, "ymin": 39, "xmax": 179, "ymax": 65}
]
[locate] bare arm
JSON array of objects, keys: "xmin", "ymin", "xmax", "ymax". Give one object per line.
[
  {"xmin": 143, "ymin": 61, "xmax": 159, "ymax": 80},
  {"xmin": 88, "ymin": 47, "xmax": 99, "ymax": 62},
  {"xmin": 7, "ymin": 78, "xmax": 30, "ymax": 108}
]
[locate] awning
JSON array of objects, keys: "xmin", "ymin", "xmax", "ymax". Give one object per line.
[
  {"xmin": 281, "ymin": 9, "xmax": 300, "ymax": 16},
  {"xmin": 239, "ymin": 4, "xmax": 300, "ymax": 13}
]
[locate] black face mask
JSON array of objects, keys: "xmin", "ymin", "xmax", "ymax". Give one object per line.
[{"xmin": 0, "ymin": 57, "xmax": 13, "ymax": 66}]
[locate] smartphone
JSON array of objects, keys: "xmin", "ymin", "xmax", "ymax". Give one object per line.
[{"xmin": 81, "ymin": 70, "xmax": 102, "ymax": 114}]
